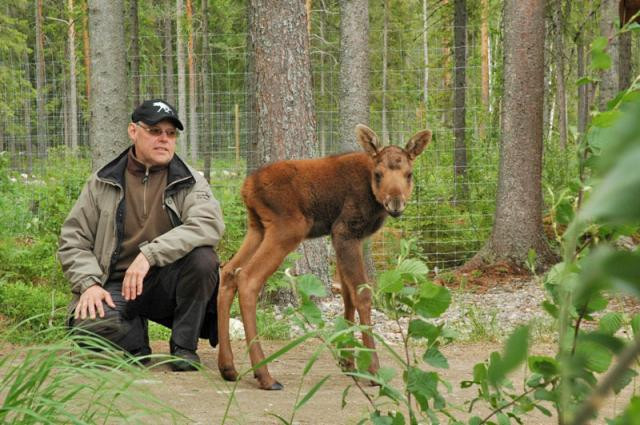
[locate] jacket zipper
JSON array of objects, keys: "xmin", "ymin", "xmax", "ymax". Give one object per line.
[{"xmin": 142, "ymin": 167, "xmax": 149, "ymax": 218}]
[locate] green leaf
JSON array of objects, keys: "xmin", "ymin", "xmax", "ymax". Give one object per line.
[
  {"xmin": 294, "ymin": 375, "xmax": 330, "ymax": 410},
  {"xmin": 377, "ymin": 366, "xmax": 396, "ymax": 385},
  {"xmin": 528, "ymin": 356, "xmax": 558, "ymax": 377},
  {"xmin": 591, "ymin": 50, "xmax": 612, "ymax": 70},
  {"xmin": 297, "ymin": 274, "xmax": 327, "ymax": 298},
  {"xmin": 407, "ymin": 367, "xmax": 439, "ymax": 399},
  {"xmin": 497, "ymin": 413, "xmax": 510, "ymax": 425},
  {"xmin": 407, "ymin": 319, "xmax": 440, "ymax": 341},
  {"xmin": 423, "ymin": 347, "xmax": 449, "ymax": 369},
  {"xmin": 612, "ymin": 368, "xmax": 638, "ymax": 395},
  {"xmin": 378, "ymin": 270, "xmax": 404, "ymax": 293},
  {"xmin": 592, "ymin": 36, "xmax": 608, "ymax": 51},
  {"xmin": 592, "ymin": 110, "xmax": 622, "ymax": 128},
  {"xmin": 599, "ymin": 312, "xmax": 623, "ymax": 335},
  {"xmin": 488, "ymin": 326, "xmax": 529, "ymax": 385},
  {"xmin": 555, "ymin": 200, "xmax": 574, "ymax": 225},
  {"xmin": 473, "ymin": 363, "xmax": 488, "ymax": 382},
  {"xmin": 415, "ymin": 284, "xmax": 451, "ymax": 318},
  {"xmin": 631, "ymin": 314, "xmax": 640, "ymax": 337},
  {"xmin": 576, "ymin": 341, "xmax": 612, "ymax": 373},
  {"xmin": 299, "ymin": 301, "xmax": 323, "ymax": 326},
  {"xmin": 397, "ymin": 258, "xmax": 429, "ymax": 277}
]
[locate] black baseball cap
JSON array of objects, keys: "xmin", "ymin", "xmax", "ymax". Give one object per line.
[{"xmin": 131, "ymin": 99, "xmax": 184, "ymax": 130}]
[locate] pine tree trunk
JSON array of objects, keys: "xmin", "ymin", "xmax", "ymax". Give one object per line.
[
  {"xmin": 35, "ymin": 0, "xmax": 47, "ymax": 160},
  {"xmin": 422, "ymin": 0, "xmax": 429, "ymax": 111},
  {"xmin": 68, "ymin": 0, "xmax": 79, "ymax": 151},
  {"xmin": 163, "ymin": 0, "xmax": 175, "ymax": 106},
  {"xmin": 82, "ymin": 1, "xmax": 91, "ymax": 107},
  {"xmin": 453, "ymin": 0, "xmax": 468, "ymax": 203},
  {"xmin": 129, "ymin": 0, "xmax": 140, "ymax": 107},
  {"xmin": 468, "ymin": 0, "xmax": 555, "ymax": 270},
  {"xmin": 87, "ymin": 0, "xmax": 128, "ymax": 171},
  {"xmin": 338, "ymin": 0, "xmax": 369, "ymax": 152},
  {"xmin": 577, "ymin": 36, "xmax": 590, "ymax": 136},
  {"xmin": 381, "ymin": 0, "xmax": 389, "ymax": 144},
  {"xmin": 248, "ymin": 0, "xmax": 329, "ymax": 304},
  {"xmin": 201, "ymin": 0, "xmax": 212, "ymax": 182},
  {"xmin": 480, "ymin": 0, "xmax": 489, "ymax": 110},
  {"xmin": 176, "ymin": 0, "xmax": 188, "ymax": 158},
  {"xmin": 599, "ymin": 0, "xmax": 619, "ymax": 110},
  {"xmin": 186, "ymin": 0, "xmax": 198, "ymax": 163},
  {"xmin": 553, "ymin": 1, "xmax": 568, "ymax": 150},
  {"xmin": 23, "ymin": 51, "xmax": 34, "ymax": 173}
]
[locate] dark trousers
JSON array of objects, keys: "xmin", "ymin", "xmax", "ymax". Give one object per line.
[{"xmin": 71, "ymin": 247, "xmax": 220, "ymax": 353}]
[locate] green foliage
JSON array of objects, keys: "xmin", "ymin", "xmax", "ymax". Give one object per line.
[{"xmin": 0, "ymin": 328, "xmax": 187, "ymax": 424}]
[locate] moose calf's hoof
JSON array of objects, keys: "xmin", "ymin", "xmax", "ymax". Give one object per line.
[
  {"xmin": 219, "ymin": 366, "xmax": 239, "ymax": 382},
  {"xmin": 260, "ymin": 380, "xmax": 284, "ymax": 391}
]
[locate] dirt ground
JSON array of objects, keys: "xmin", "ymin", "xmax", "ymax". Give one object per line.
[{"xmin": 140, "ymin": 340, "xmax": 634, "ymax": 425}]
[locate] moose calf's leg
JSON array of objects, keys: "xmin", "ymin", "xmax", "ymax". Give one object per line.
[
  {"xmin": 217, "ymin": 225, "xmax": 264, "ymax": 382},
  {"xmin": 237, "ymin": 227, "xmax": 306, "ymax": 390},
  {"xmin": 336, "ymin": 267, "xmax": 356, "ymax": 371},
  {"xmin": 333, "ymin": 237, "xmax": 380, "ymax": 378}
]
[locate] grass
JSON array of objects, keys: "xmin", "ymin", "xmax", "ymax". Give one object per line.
[{"xmin": 0, "ymin": 324, "xmax": 188, "ymax": 424}]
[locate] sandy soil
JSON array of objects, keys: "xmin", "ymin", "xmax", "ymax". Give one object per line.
[{"xmin": 139, "ymin": 340, "xmax": 634, "ymax": 425}]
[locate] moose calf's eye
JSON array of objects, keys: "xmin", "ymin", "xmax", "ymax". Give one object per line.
[
  {"xmin": 406, "ymin": 172, "xmax": 413, "ymax": 181},
  {"xmin": 374, "ymin": 171, "xmax": 383, "ymax": 185}
]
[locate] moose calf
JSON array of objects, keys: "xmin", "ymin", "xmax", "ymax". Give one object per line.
[{"xmin": 217, "ymin": 124, "xmax": 432, "ymax": 390}]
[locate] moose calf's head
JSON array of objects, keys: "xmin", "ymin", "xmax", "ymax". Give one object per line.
[{"xmin": 356, "ymin": 124, "xmax": 432, "ymax": 218}]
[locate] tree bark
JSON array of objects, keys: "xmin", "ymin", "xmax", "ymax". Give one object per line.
[
  {"xmin": 129, "ymin": 0, "xmax": 140, "ymax": 107},
  {"xmin": 68, "ymin": 0, "xmax": 79, "ymax": 151},
  {"xmin": 23, "ymin": 51, "xmax": 34, "ymax": 173},
  {"xmin": 201, "ymin": 0, "xmax": 212, "ymax": 182},
  {"xmin": 82, "ymin": 0, "xmax": 91, "ymax": 107},
  {"xmin": 248, "ymin": 0, "xmax": 329, "ymax": 304},
  {"xmin": 381, "ymin": 0, "xmax": 389, "ymax": 144},
  {"xmin": 480, "ymin": 0, "xmax": 490, "ymax": 110},
  {"xmin": 176, "ymin": 0, "xmax": 188, "ymax": 158},
  {"xmin": 599, "ymin": 0, "xmax": 619, "ymax": 110},
  {"xmin": 163, "ymin": 0, "xmax": 175, "ymax": 106},
  {"xmin": 87, "ymin": 0, "xmax": 128, "ymax": 171},
  {"xmin": 577, "ymin": 36, "xmax": 590, "ymax": 136},
  {"xmin": 553, "ymin": 0, "xmax": 567, "ymax": 149},
  {"xmin": 338, "ymin": 0, "xmax": 369, "ymax": 152},
  {"xmin": 467, "ymin": 0, "xmax": 555, "ymax": 269},
  {"xmin": 186, "ymin": 0, "xmax": 198, "ymax": 163},
  {"xmin": 453, "ymin": 0, "xmax": 468, "ymax": 203},
  {"xmin": 422, "ymin": 0, "xmax": 429, "ymax": 111},
  {"xmin": 35, "ymin": 0, "xmax": 46, "ymax": 159}
]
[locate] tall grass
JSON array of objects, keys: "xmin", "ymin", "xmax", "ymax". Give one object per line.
[{"xmin": 0, "ymin": 323, "xmax": 188, "ymax": 424}]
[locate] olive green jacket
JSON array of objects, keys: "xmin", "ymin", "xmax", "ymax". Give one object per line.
[{"xmin": 58, "ymin": 147, "xmax": 225, "ymax": 312}]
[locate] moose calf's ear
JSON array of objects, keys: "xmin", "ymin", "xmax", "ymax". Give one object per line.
[
  {"xmin": 405, "ymin": 129, "xmax": 432, "ymax": 160},
  {"xmin": 355, "ymin": 124, "xmax": 382, "ymax": 157}
]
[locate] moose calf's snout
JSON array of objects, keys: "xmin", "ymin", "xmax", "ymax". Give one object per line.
[{"xmin": 384, "ymin": 197, "xmax": 405, "ymax": 217}]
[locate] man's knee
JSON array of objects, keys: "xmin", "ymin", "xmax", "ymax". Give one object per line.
[{"xmin": 184, "ymin": 246, "xmax": 220, "ymax": 279}]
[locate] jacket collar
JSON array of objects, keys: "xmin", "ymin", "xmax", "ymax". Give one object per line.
[{"xmin": 97, "ymin": 146, "xmax": 194, "ymax": 188}]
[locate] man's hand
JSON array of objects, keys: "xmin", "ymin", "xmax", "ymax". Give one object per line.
[
  {"xmin": 122, "ymin": 252, "xmax": 150, "ymax": 301},
  {"xmin": 75, "ymin": 284, "xmax": 116, "ymax": 320}
]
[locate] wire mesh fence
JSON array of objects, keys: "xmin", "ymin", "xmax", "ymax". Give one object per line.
[{"xmin": 0, "ymin": 17, "xmax": 498, "ymax": 272}]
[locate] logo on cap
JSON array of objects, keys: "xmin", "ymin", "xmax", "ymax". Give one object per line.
[{"xmin": 153, "ymin": 101, "xmax": 173, "ymax": 115}]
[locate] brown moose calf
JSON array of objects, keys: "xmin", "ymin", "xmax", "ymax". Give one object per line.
[{"xmin": 217, "ymin": 124, "xmax": 432, "ymax": 390}]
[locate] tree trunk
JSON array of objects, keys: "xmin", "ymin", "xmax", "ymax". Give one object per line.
[
  {"xmin": 381, "ymin": 0, "xmax": 389, "ymax": 144},
  {"xmin": 87, "ymin": 0, "xmax": 128, "ymax": 171},
  {"xmin": 338, "ymin": 0, "xmax": 369, "ymax": 152},
  {"xmin": 619, "ymin": 31, "xmax": 632, "ymax": 90},
  {"xmin": 422, "ymin": 0, "xmax": 429, "ymax": 112},
  {"xmin": 453, "ymin": 0, "xmax": 468, "ymax": 203},
  {"xmin": 23, "ymin": 50, "xmax": 34, "ymax": 173},
  {"xmin": 163, "ymin": 0, "xmax": 175, "ymax": 106},
  {"xmin": 68, "ymin": 0, "xmax": 79, "ymax": 151},
  {"xmin": 577, "ymin": 36, "xmax": 590, "ymax": 136},
  {"xmin": 467, "ymin": 0, "xmax": 555, "ymax": 270},
  {"xmin": 599, "ymin": 0, "xmax": 619, "ymax": 110},
  {"xmin": 35, "ymin": 0, "xmax": 47, "ymax": 160},
  {"xmin": 82, "ymin": 1, "xmax": 91, "ymax": 107},
  {"xmin": 480, "ymin": 0, "xmax": 490, "ymax": 110},
  {"xmin": 186, "ymin": 0, "xmax": 198, "ymax": 163},
  {"xmin": 553, "ymin": 0, "xmax": 567, "ymax": 149},
  {"xmin": 129, "ymin": 0, "xmax": 140, "ymax": 107},
  {"xmin": 248, "ymin": 0, "xmax": 329, "ymax": 304},
  {"xmin": 176, "ymin": 0, "xmax": 188, "ymax": 158},
  {"xmin": 201, "ymin": 0, "xmax": 212, "ymax": 182}
]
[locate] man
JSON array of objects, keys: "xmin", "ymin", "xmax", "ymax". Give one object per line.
[{"xmin": 58, "ymin": 99, "xmax": 225, "ymax": 371}]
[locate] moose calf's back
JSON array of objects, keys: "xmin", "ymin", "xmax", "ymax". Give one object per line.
[{"xmin": 243, "ymin": 152, "xmax": 386, "ymax": 239}]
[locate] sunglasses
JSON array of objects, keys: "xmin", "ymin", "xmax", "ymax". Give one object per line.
[{"xmin": 136, "ymin": 122, "xmax": 179, "ymax": 139}]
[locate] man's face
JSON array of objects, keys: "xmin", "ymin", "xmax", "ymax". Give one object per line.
[{"xmin": 128, "ymin": 119, "xmax": 178, "ymax": 166}]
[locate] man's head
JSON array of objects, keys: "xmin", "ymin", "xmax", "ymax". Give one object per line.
[{"xmin": 128, "ymin": 99, "xmax": 184, "ymax": 166}]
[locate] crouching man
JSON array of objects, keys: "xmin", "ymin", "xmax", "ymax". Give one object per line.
[{"xmin": 58, "ymin": 99, "xmax": 225, "ymax": 371}]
